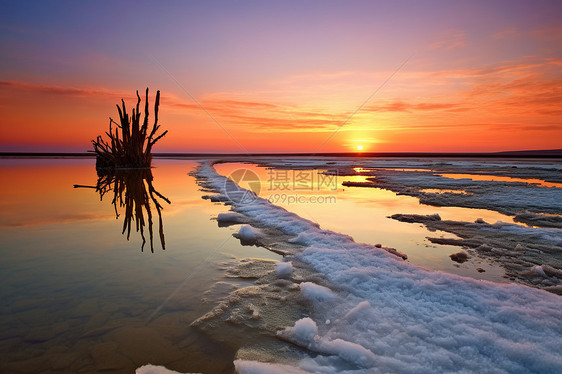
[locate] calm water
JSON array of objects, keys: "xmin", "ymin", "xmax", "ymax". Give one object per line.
[
  {"xmin": 1, "ymin": 157, "xmax": 532, "ymax": 373},
  {"xmin": 0, "ymin": 158, "xmax": 279, "ymax": 374}
]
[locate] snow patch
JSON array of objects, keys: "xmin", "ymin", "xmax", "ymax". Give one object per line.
[
  {"xmin": 203, "ymin": 194, "xmax": 229, "ymax": 203},
  {"xmin": 279, "ymin": 318, "xmax": 377, "ymax": 369},
  {"xmin": 234, "ymin": 360, "xmax": 310, "ymax": 374},
  {"xmin": 528, "ymin": 265, "xmax": 562, "ymax": 279},
  {"xmin": 300, "ymin": 282, "xmax": 336, "ymax": 302},
  {"xmin": 135, "ymin": 364, "xmax": 184, "ymax": 374},
  {"xmin": 343, "ymin": 300, "xmax": 371, "ymax": 320},
  {"xmin": 531, "ymin": 265, "xmax": 548, "ymax": 277},
  {"xmin": 276, "ymin": 261, "xmax": 293, "ymax": 278},
  {"xmin": 217, "ymin": 212, "xmax": 245, "ymax": 224},
  {"xmin": 279, "ymin": 317, "xmax": 318, "ymax": 348},
  {"xmin": 236, "ymin": 225, "xmax": 262, "ymax": 242}
]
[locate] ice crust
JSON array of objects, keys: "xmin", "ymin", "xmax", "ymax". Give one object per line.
[
  {"xmin": 193, "ymin": 162, "xmax": 562, "ymax": 373},
  {"xmin": 253, "ymin": 157, "xmax": 562, "ymax": 172},
  {"xmin": 336, "ymin": 161, "xmax": 562, "ymax": 219},
  {"xmin": 394, "ymin": 174, "xmax": 561, "ymax": 213}
]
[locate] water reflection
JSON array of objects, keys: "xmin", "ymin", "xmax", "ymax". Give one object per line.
[{"xmin": 74, "ymin": 168, "xmax": 170, "ymax": 252}]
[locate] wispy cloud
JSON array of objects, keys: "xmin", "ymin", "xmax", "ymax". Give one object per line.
[
  {"xmin": 429, "ymin": 30, "xmax": 467, "ymax": 50},
  {"xmin": 0, "ymin": 80, "xmax": 128, "ymax": 100},
  {"xmin": 431, "ymin": 59, "xmax": 545, "ymax": 79},
  {"xmin": 531, "ymin": 25, "xmax": 562, "ymax": 41},
  {"xmin": 492, "ymin": 27, "xmax": 518, "ymax": 40},
  {"xmin": 366, "ymin": 101, "xmax": 466, "ymax": 113},
  {"xmin": 216, "ymin": 112, "xmax": 344, "ymax": 132},
  {"xmin": 0, "ymin": 80, "xmax": 344, "ymax": 132},
  {"xmin": 0, "ymin": 212, "xmax": 112, "ymax": 228},
  {"xmin": 492, "ymin": 25, "xmax": 562, "ymax": 42},
  {"xmin": 2, "ymin": 52, "xmax": 560, "ymax": 138}
]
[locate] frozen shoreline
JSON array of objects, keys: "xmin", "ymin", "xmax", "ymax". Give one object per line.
[
  {"xmin": 139, "ymin": 158, "xmax": 562, "ymax": 373},
  {"xmin": 251, "ymin": 157, "xmax": 562, "ymax": 292},
  {"xmin": 202, "ymin": 161, "xmax": 561, "ymax": 372}
]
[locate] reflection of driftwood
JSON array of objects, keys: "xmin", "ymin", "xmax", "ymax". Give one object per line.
[
  {"xmin": 74, "ymin": 169, "xmax": 170, "ymax": 252},
  {"xmin": 91, "ymin": 88, "xmax": 167, "ymax": 169}
]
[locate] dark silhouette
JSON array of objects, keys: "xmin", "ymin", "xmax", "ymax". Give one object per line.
[
  {"xmin": 74, "ymin": 169, "xmax": 170, "ymax": 252},
  {"xmin": 91, "ymin": 88, "xmax": 167, "ymax": 170}
]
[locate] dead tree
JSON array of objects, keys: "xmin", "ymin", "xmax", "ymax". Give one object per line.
[{"xmin": 91, "ymin": 88, "xmax": 167, "ymax": 170}]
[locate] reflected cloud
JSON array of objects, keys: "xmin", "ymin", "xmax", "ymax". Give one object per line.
[
  {"xmin": 74, "ymin": 169, "xmax": 170, "ymax": 252},
  {"xmin": 0, "ymin": 212, "xmax": 110, "ymax": 228}
]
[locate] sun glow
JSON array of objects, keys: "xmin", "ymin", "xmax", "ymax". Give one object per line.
[{"xmin": 356, "ymin": 145, "xmax": 364, "ymax": 151}]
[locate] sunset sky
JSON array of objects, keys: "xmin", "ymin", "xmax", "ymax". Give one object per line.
[{"xmin": 1, "ymin": 0, "xmax": 561, "ymax": 153}]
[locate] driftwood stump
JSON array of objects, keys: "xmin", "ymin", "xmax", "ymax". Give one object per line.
[{"xmin": 91, "ymin": 88, "xmax": 167, "ymax": 170}]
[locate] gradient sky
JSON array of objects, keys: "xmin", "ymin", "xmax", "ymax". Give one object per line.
[{"xmin": 1, "ymin": 0, "xmax": 561, "ymax": 153}]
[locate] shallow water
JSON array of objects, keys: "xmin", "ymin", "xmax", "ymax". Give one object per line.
[
  {"xmin": 0, "ymin": 158, "xmax": 280, "ymax": 373},
  {"xmin": 215, "ymin": 162, "xmax": 509, "ymax": 282}
]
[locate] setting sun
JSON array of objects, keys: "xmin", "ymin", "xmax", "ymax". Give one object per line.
[{"xmin": 356, "ymin": 145, "xmax": 364, "ymax": 151}]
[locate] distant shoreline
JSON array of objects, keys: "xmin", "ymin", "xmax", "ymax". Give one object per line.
[{"xmin": 1, "ymin": 149, "xmax": 561, "ymax": 159}]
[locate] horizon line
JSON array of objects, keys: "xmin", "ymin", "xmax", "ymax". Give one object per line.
[{"xmin": 1, "ymin": 149, "xmax": 561, "ymax": 159}]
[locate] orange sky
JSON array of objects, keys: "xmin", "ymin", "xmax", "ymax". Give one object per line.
[{"xmin": 1, "ymin": 1, "xmax": 561, "ymax": 153}]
